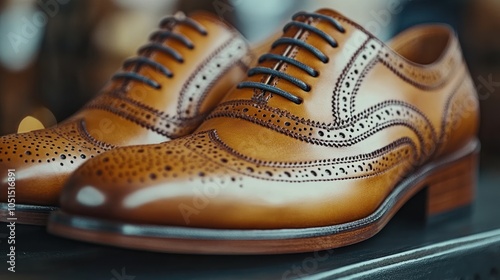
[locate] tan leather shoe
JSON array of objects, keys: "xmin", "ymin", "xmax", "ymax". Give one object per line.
[
  {"xmin": 0, "ymin": 11, "xmax": 253, "ymax": 225},
  {"xmin": 49, "ymin": 9, "xmax": 480, "ymax": 254}
]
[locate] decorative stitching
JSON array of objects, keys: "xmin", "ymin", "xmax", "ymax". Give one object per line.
[
  {"xmin": 178, "ymin": 35, "xmax": 250, "ymax": 117},
  {"xmin": 182, "ymin": 130, "xmax": 418, "ymax": 183},
  {"xmin": 85, "ymin": 36, "xmax": 250, "ymax": 138}
]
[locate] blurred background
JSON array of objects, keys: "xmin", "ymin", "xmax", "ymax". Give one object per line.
[{"xmin": 0, "ymin": 0, "xmax": 499, "ymax": 155}]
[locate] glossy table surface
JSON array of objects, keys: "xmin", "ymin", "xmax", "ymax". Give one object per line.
[{"xmin": 1, "ymin": 156, "xmax": 499, "ymax": 280}]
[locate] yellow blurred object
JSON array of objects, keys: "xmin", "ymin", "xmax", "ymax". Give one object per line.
[
  {"xmin": 17, "ymin": 116, "xmax": 45, "ymax": 133},
  {"xmin": 16, "ymin": 106, "xmax": 57, "ymax": 133}
]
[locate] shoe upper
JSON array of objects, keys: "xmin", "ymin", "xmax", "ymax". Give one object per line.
[
  {"xmin": 0, "ymin": 12, "xmax": 252, "ymax": 206},
  {"xmin": 59, "ymin": 9, "xmax": 479, "ymax": 229}
]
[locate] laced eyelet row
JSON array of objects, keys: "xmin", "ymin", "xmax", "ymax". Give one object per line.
[
  {"xmin": 237, "ymin": 12, "xmax": 345, "ymax": 105},
  {"xmin": 112, "ymin": 14, "xmax": 208, "ymax": 90}
]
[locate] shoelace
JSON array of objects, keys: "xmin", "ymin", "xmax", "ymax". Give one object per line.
[
  {"xmin": 112, "ymin": 13, "xmax": 208, "ymax": 90},
  {"xmin": 237, "ymin": 12, "xmax": 345, "ymax": 104}
]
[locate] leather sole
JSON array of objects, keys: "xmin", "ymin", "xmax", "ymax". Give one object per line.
[
  {"xmin": 47, "ymin": 140, "xmax": 479, "ymax": 254},
  {"xmin": 0, "ymin": 203, "xmax": 59, "ymax": 225}
]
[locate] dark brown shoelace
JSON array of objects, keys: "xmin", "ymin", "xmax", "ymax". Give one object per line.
[
  {"xmin": 237, "ymin": 12, "xmax": 345, "ymax": 104},
  {"xmin": 112, "ymin": 13, "xmax": 208, "ymax": 90}
]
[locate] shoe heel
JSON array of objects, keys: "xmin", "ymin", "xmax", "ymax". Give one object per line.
[
  {"xmin": 426, "ymin": 150, "xmax": 477, "ymax": 217},
  {"xmin": 401, "ymin": 148, "xmax": 478, "ymax": 224},
  {"xmin": 423, "ymin": 150, "xmax": 478, "ymax": 223}
]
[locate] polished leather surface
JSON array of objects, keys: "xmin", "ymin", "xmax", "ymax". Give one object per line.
[
  {"xmin": 60, "ymin": 9, "xmax": 479, "ymax": 229},
  {"xmin": 0, "ymin": 12, "xmax": 252, "ymax": 206}
]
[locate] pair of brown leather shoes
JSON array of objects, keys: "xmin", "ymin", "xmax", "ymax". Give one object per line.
[{"xmin": 0, "ymin": 9, "xmax": 479, "ymax": 254}]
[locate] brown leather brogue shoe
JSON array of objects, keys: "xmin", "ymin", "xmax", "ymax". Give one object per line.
[
  {"xmin": 49, "ymin": 9, "xmax": 480, "ymax": 254},
  {"xmin": 0, "ymin": 11, "xmax": 253, "ymax": 225}
]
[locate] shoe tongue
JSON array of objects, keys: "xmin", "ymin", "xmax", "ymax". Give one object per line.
[
  {"xmin": 313, "ymin": 8, "xmax": 366, "ymax": 31},
  {"xmin": 188, "ymin": 10, "xmax": 235, "ymax": 31},
  {"xmin": 311, "ymin": 8, "xmax": 365, "ymax": 33},
  {"xmin": 314, "ymin": 8, "xmax": 349, "ymax": 19}
]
